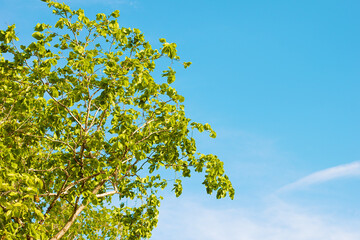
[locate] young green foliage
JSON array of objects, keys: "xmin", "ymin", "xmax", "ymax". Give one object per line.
[{"xmin": 0, "ymin": 1, "xmax": 235, "ymax": 239}]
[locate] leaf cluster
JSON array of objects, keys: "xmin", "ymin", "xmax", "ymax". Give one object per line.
[{"xmin": 0, "ymin": 1, "xmax": 234, "ymax": 239}]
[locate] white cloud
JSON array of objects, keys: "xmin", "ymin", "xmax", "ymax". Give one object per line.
[
  {"xmin": 151, "ymin": 197, "xmax": 360, "ymax": 240},
  {"xmin": 150, "ymin": 161, "xmax": 360, "ymax": 240},
  {"xmin": 278, "ymin": 161, "xmax": 360, "ymax": 192}
]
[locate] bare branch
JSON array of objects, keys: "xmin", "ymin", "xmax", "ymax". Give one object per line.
[
  {"xmin": 84, "ymin": 84, "xmax": 93, "ymax": 131},
  {"xmin": 46, "ymin": 91, "xmax": 85, "ymax": 131},
  {"xmin": 95, "ymin": 109, "xmax": 107, "ymax": 132},
  {"xmin": 96, "ymin": 190, "xmax": 118, "ymax": 198},
  {"xmin": 63, "ymin": 172, "xmax": 102, "ymax": 193},
  {"xmin": 88, "ymin": 104, "xmax": 102, "ymax": 130},
  {"xmin": 39, "ymin": 176, "xmax": 69, "ymax": 225},
  {"xmin": 135, "ymin": 130, "xmax": 167, "ymax": 144},
  {"xmin": 50, "ymin": 168, "xmax": 119, "ymax": 240},
  {"xmin": 131, "ymin": 118, "xmax": 155, "ymax": 136},
  {"xmin": 29, "ymin": 167, "xmax": 59, "ymax": 172},
  {"xmin": 122, "ymin": 156, "xmax": 134, "ymax": 164},
  {"xmin": 25, "ymin": 134, "xmax": 75, "ymax": 152},
  {"xmin": 0, "ymin": 103, "xmax": 15, "ymax": 126}
]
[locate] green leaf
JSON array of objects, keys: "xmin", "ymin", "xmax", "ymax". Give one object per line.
[
  {"xmin": 173, "ymin": 179, "xmax": 183, "ymax": 197},
  {"xmin": 32, "ymin": 32, "xmax": 44, "ymax": 40},
  {"xmin": 34, "ymin": 208, "xmax": 45, "ymax": 220},
  {"xmin": 55, "ymin": 19, "xmax": 65, "ymax": 29},
  {"xmin": 183, "ymin": 61, "xmax": 192, "ymax": 69},
  {"xmin": 162, "ymin": 67, "xmax": 176, "ymax": 84},
  {"xmin": 34, "ymin": 23, "xmax": 47, "ymax": 32},
  {"xmin": 111, "ymin": 10, "xmax": 120, "ymax": 18}
]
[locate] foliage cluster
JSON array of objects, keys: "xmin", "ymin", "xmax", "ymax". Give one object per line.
[{"xmin": 0, "ymin": 1, "xmax": 234, "ymax": 239}]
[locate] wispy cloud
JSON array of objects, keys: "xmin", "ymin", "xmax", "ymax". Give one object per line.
[
  {"xmin": 278, "ymin": 161, "xmax": 360, "ymax": 192},
  {"xmin": 151, "ymin": 196, "xmax": 360, "ymax": 240}
]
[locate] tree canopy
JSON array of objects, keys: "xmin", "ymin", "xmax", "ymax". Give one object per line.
[{"xmin": 0, "ymin": 1, "xmax": 234, "ymax": 239}]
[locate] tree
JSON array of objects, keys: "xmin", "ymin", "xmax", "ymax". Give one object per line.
[{"xmin": 0, "ymin": 1, "xmax": 235, "ymax": 239}]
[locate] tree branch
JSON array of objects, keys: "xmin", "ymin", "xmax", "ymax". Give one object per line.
[
  {"xmin": 96, "ymin": 190, "xmax": 118, "ymax": 198},
  {"xmin": 39, "ymin": 176, "xmax": 69, "ymax": 225},
  {"xmin": 46, "ymin": 91, "xmax": 85, "ymax": 131},
  {"xmin": 50, "ymin": 168, "xmax": 119, "ymax": 240},
  {"xmin": 131, "ymin": 118, "xmax": 155, "ymax": 137}
]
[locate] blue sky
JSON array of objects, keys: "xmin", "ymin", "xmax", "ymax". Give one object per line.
[{"xmin": 1, "ymin": 0, "xmax": 360, "ymax": 239}]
